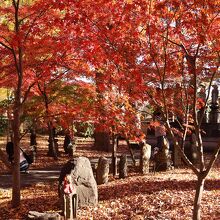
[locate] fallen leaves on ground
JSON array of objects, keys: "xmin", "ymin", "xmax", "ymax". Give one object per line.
[{"xmin": 0, "ymin": 135, "xmax": 220, "ymax": 219}]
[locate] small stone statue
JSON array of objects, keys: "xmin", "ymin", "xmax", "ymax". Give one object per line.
[
  {"xmin": 139, "ymin": 141, "xmax": 151, "ymax": 174},
  {"xmin": 211, "ymin": 84, "xmax": 219, "ymax": 106},
  {"xmin": 96, "ymin": 156, "xmax": 109, "ymax": 184},
  {"xmin": 63, "ymin": 174, "xmax": 77, "ymax": 220}
]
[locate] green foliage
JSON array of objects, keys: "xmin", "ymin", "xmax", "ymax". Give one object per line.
[
  {"xmin": 0, "ymin": 115, "xmax": 8, "ymax": 136},
  {"xmin": 74, "ymin": 121, "xmax": 94, "ymax": 137}
]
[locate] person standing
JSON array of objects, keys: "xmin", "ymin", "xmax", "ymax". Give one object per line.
[{"xmin": 63, "ymin": 130, "xmax": 73, "ymax": 154}]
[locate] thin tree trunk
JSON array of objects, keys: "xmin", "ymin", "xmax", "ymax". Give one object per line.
[
  {"xmin": 12, "ymin": 103, "xmax": 21, "ymax": 207},
  {"xmin": 38, "ymin": 85, "xmax": 58, "ymax": 159},
  {"xmin": 193, "ymin": 175, "xmax": 205, "ymax": 220},
  {"xmin": 47, "ymin": 121, "xmax": 58, "ymax": 159},
  {"xmin": 112, "ymin": 135, "xmax": 117, "ymax": 177},
  {"xmin": 126, "ymin": 140, "xmax": 136, "ymax": 166},
  {"xmin": 11, "ymin": 0, "xmax": 23, "ymax": 207}
]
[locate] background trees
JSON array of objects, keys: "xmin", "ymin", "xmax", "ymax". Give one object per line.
[{"xmin": 0, "ymin": 1, "xmax": 219, "ymax": 219}]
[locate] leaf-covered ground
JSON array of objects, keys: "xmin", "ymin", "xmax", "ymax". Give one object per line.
[{"xmin": 0, "ymin": 135, "xmax": 219, "ymax": 219}]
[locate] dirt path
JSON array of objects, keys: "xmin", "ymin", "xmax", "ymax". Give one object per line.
[{"xmin": 0, "ymin": 167, "xmax": 61, "ymax": 189}]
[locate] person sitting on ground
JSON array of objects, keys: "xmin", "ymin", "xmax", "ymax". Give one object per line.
[{"xmin": 6, "ymin": 142, "xmax": 30, "ymax": 172}]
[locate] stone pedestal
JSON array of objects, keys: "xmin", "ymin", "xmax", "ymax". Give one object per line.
[
  {"xmin": 63, "ymin": 194, "xmax": 77, "ymax": 220},
  {"xmin": 206, "ymin": 105, "xmax": 220, "ymax": 136},
  {"xmin": 140, "ymin": 143, "xmax": 151, "ymax": 174},
  {"xmin": 209, "ymin": 105, "xmax": 220, "ymax": 124}
]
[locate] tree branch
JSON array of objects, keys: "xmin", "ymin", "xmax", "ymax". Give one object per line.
[
  {"xmin": 0, "ymin": 41, "xmax": 13, "ymax": 52},
  {"xmin": 22, "ymin": 81, "xmax": 37, "ymax": 104}
]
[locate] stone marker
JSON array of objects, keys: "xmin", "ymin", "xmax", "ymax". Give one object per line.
[
  {"xmin": 59, "ymin": 157, "xmax": 98, "ymax": 208},
  {"xmin": 154, "ymin": 137, "xmax": 171, "ymax": 171},
  {"xmin": 96, "ymin": 156, "xmax": 109, "ymax": 185},
  {"xmin": 27, "ymin": 211, "xmax": 61, "ymax": 220},
  {"xmin": 140, "ymin": 141, "xmax": 151, "ymax": 174}
]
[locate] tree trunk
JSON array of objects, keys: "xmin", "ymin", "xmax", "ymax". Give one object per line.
[
  {"xmin": 10, "ymin": 0, "xmax": 24, "ymax": 207},
  {"xmin": 47, "ymin": 122, "xmax": 58, "ymax": 159},
  {"xmin": 119, "ymin": 154, "xmax": 128, "ymax": 178},
  {"xmin": 12, "ymin": 104, "xmax": 21, "ymax": 207},
  {"xmin": 94, "ymin": 131, "xmax": 110, "ymax": 152},
  {"xmin": 30, "ymin": 129, "xmax": 37, "ymax": 146},
  {"xmin": 126, "ymin": 140, "xmax": 136, "ymax": 166},
  {"xmin": 193, "ymin": 175, "xmax": 205, "ymax": 220},
  {"xmin": 38, "ymin": 85, "xmax": 58, "ymax": 159},
  {"xmin": 112, "ymin": 135, "xmax": 118, "ymax": 177}
]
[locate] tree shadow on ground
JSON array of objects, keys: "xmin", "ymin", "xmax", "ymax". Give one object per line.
[
  {"xmin": 0, "ymin": 169, "xmax": 60, "ymax": 189},
  {"xmin": 99, "ymin": 178, "xmax": 220, "ymax": 201},
  {"xmin": 0, "ymin": 195, "xmax": 60, "ymax": 220}
]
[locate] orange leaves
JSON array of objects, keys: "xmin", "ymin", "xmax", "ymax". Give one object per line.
[
  {"xmin": 0, "ymin": 0, "xmax": 219, "ymax": 149},
  {"xmin": 197, "ymin": 97, "xmax": 206, "ymax": 110},
  {"xmin": 150, "ymin": 120, "xmax": 160, "ymax": 127}
]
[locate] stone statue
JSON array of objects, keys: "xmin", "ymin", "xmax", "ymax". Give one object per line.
[{"xmin": 211, "ymin": 84, "xmax": 219, "ymax": 106}]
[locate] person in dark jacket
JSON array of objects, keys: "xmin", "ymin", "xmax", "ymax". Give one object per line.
[
  {"xmin": 6, "ymin": 142, "xmax": 29, "ymax": 172},
  {"xmin": 6, "ymin": 141, "xmax": 14, "ymax": 163},
  {"xmin": 63, "ymin": 130, "xmax": 72, "ymax": 154}
]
